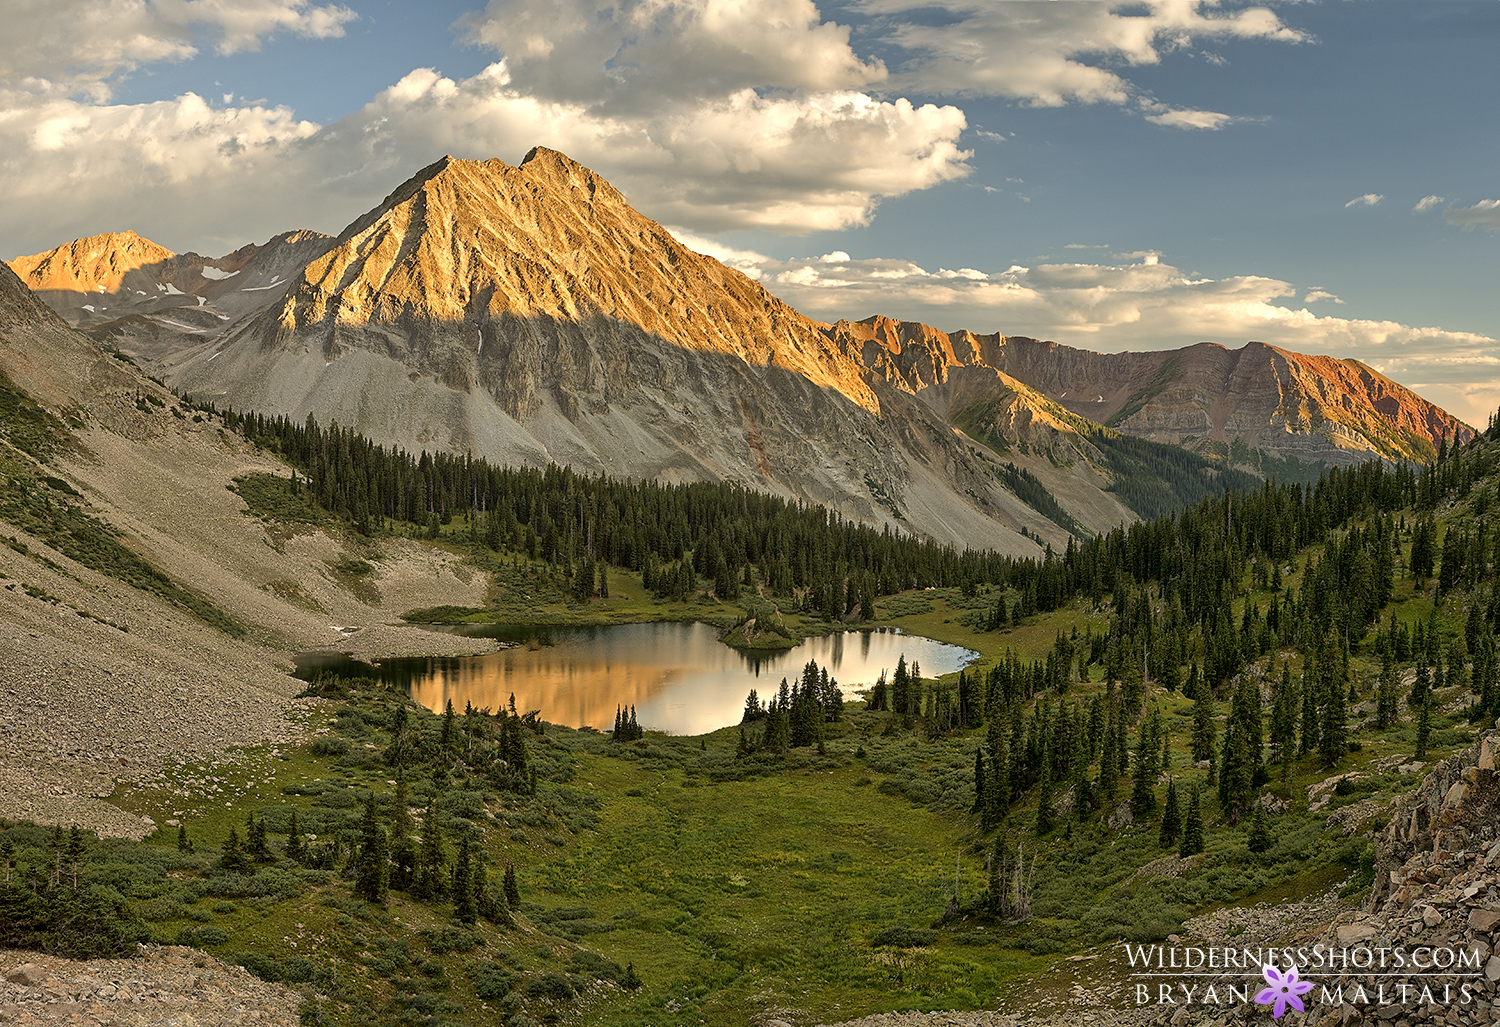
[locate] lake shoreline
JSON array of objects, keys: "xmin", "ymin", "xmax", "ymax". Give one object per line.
[{"xmin": 297, "ymin": 620, "xmax": 980, "ymax": 736}]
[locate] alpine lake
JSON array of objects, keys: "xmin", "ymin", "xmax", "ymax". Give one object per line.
[{"xmin": 296, "ymin": 621, "xmax": 979, "ymax": 734}]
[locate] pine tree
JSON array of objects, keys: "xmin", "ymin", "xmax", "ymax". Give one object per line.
[
  {"xmin": 414, "ymin": 796, "xmax": 447, "ymax": 900},
  {"xmin": 503, "ymin": 864, "xmax": 521, "ymax": 909},
  {"xmin": 177, "ymin": 824, "xmax": 193, "ymax": 854},
  {"xmin": 389, "ymin": 777, "xmax": 416, "ymax": 891},
  {"xmin": 452, "ymin": 833, "xmax": 476, "ymax": 925},
  {"xmin": 1178, "ymin": 787, "xmax": 1205, "ymax": 857},
  {"xmin": 285, "ymin": 811, "xmax": 305, "ymax": 864},
  {"xmin": 1247, "ymin": 805, "xmax": 1272, "ymax": 854},
  {"xmin": 218, "ymin": 826, "xmax": 251, "ymax": 874},
  {"xmin": 354, "ymin": 794, "xmax": 389, "ymax": 904},
  {"xmin": 1159, "ymin": 779, "xmax": 1182, "ymax": 848},
  {"xmin": 1416, "ymin": 690, "xmax": 1434, "ymax": 758}
]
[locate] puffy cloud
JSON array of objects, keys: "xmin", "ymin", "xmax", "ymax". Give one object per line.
[
  {"xmin": 458, "ymin": 0, "xmax": 886, "ymax": 113},
  {"xmin": 854, "ymin": 0, "xmax": 1306, "ymax": 125},
  {"xmin": 0, "ymin": 62, "xmax": 970, "ymax": 253},
  {"xmin": 1345, "ymin": 193, "xmax": 1383, "ymax": 208},
  {"xmin": 1412, "ymin": 195, "xmax": 1445, "ymax": 214},
  {"xmin": 0, "ymin": 0, "xmax": 356, "ymax": 100},
  {"xmin": 329, "ymin": 65, "xmax": 970, "ymax": 233},
  {"xmin": 1303, "ymin": 290, "xmax": 1343, "ymax": 305},
  {"xmin": 1444, "ymin": 199, "xmax": 1500, "ymax": 232},
  {"xmin": 0, "ymin": 91, "xmax": 323, "ymax": 253},
  {"xmin": 684, "ymin": 243, "xmax": 1498, "ymax": 423}
]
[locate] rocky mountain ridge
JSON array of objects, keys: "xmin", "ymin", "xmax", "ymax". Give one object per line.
[
  {"xmin": 837, "ymin": 314, "xmax": 1471, "ymax": 467},
  {"xmin": 7, "ymin": 149, "xmax": 1473, "ymax": 546}
]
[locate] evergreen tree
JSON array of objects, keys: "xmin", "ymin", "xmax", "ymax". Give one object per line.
[
  {"xmin": 218, "ymin": 826, "xmax": 251, "ymax": 875},
  {"xmin": 1130, "ymin": 745, "xmax": 1158, "ymax": 820},
  {"xmin": 1190, "ymin": 676, "xmax": 1216, "ymax": 761},
  {"xmin": 285, "ymin": 811, "xmax": 305, "ymax": 864},
  {"xmin": 248, "ymin": 814, "xmax": 272, "ymax": 864},
  {"xmin": 177, "ymin": 824, "xmax": 193, "ymax": 854},
  {"xmin": 503, "ymin": 864, "xmax": 521, "ymax": 909},
  {"xmin": 1178, "ymin": 787, "xmax": 1205, "ymax": 857},
  {"xmin": 414, "ymin": 796, "xmax": 447, "ymax": 900},
  {"xmin": 452, "ymin": 833, "xmax": 476, "ymax": 925},
  {"xmin": 354, "ymin": 795, "xmax": 389, "ymax": 904},
  {"xmin": 1159, "ymin": 779, "xmax": 1181, "ymax": 848},
  {"xmin": 389, "ymin": 777, "xmax": 416, "ymax": 891},
  {"xmin": 1246, "ymin": 805, "xmax": 1272, "ymax": 854},
  {"xmin": 1416, "ymin": 690, "xmax": 1434, "ymax": 758},
  {"xmin": 64, "ymin": 826, "xmax": 86, "ymax": 889},
  {"xmin": 440, "ymin": 699, "xmax": 456, "ymax": 749}
]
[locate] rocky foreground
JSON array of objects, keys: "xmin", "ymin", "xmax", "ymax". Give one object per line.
[{"xmin": 0, "ymin": 946, "xmax": 302, "ymax": 1026}]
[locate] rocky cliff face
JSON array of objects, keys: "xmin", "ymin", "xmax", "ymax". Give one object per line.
[
  {"xmin": 832, "ymin": 316, "xmax": 1471, "ymax": 467},
  {"xmin": 162, "ymin": 150, "xmax": 1048, "ymax": 551}
]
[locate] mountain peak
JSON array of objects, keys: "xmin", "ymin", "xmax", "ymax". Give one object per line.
[{"xmin": 10, "ymin": 230, "xmax": 176, "ymax": 294}]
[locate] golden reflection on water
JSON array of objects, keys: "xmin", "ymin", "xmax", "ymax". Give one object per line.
[
  {"xmin": 410, "ymin": 650, "xmax": 686, "ymax": 733},
  {"xmin": 406, "ymin": 622, "xmax": 976, "ymax": 735}
]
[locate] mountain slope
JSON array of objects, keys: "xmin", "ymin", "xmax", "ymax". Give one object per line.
[
  {"xmin": 161, "ymin": 150, "xmax": 1059, "ymax": 551},
  {"xmin": 835, "ymin": 315, "xmax": 1470, "ymax": 467},
  {"xmin": 0, "ymin": 257, "xmax": 499, "ymax": 835}
]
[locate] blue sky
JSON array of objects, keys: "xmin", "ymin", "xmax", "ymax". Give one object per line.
[{"xmin": 1, "ymin": 0, "xmax": 1496, "ymax": 423}]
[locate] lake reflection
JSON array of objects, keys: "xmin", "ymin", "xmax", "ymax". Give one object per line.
[{"xmin": 297, "ymin": 622, "xmax": 977, "ymax": 735}]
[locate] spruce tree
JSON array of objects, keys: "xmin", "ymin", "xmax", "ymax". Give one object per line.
[
  {"xmin": 1178, "ymin": 787, "xmax": 1205, "ymax": 857},
  {"xmin": 218, "ymin": 826, "xmax": 251, "ymax": 874},
  {"xmin": 248, "ymin": 814, "xmax": 272, "ymax": 864},
  {"xmin": 389, "ymin": 777, "xmax": 416, "ymax": 891},
  {"xmin": 503, "ymin": 864, "xmax": 521, "ymax": 909},
  {"xmin": 64, "ymin": 825, "xmax": 86, "ymax": 889},
  {"xmin": 177, "ymin": 824, "xmax": 192, "ymax": 854},
  {"xmin": 452, "ymin": 833, "xmax": 476, "ymax": 925},
  {"xmin": 1159, "ymin": 779, "xmax": 1181, "ymax": 848},
  {"xmin": 1247, "ymin": 805, "xmax": 1272, "ymax": 854},
  {"xmin": 1416, "ymin": 690, "xmax": 1434, "ymax": 758},
  {"xmin": 414, "ymin": 796, "xmax": 447, "ymax": 900},
  {"xmin": 354, "ymin": 794, "xmax": 389, "ymax": 904},
  {"xmin": 285, "ymin": 811, "xmax": 305, "ymax": 864},
  {"xmin": 1320, "ymin": 666, "xmax": 1349, "ymax": 768}
]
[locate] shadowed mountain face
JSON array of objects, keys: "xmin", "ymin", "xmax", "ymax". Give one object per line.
[
  {"xmin": 7, "ymin": 149, "xmax": 1473, "ymax": 547},
  {"xmin": 838, "ymin": 315, "xmax": 1471, "ymax": 466}
]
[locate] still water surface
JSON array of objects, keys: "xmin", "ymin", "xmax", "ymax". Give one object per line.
[{"xmin": 297, "ymin": 621, "xmax": 978, "ymax": 735}]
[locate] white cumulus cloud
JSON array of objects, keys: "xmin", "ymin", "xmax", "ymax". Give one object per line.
[
  {"xmin": 1345, "ymin": 193, "xmax": 1383, "ymax": 208},
  {"xmin": 852, "ymin": 0, "xmax": 1307, "ymax": 127},
  {"xmin": 0, "ymin": 0, "xmax": 356, "ymax": 101},
  {"xmin": 1412, "ymin": 195, "xmax": 1446, "ymax": 214}
]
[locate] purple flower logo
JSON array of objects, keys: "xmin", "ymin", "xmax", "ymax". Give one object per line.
[{"xmin": 1255, "ymin": 962, "xmax": 1315, "ymax": 1019}]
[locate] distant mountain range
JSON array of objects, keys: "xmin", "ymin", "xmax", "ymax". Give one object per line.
[{"xmin": 7, "ymin": 149, "xmax": 1472, "ymax": 550}]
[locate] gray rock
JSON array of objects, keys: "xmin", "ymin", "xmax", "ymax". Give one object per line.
[{"xmin": 3, "ymin": 963, "xmax": 45, "ymax": 986}]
